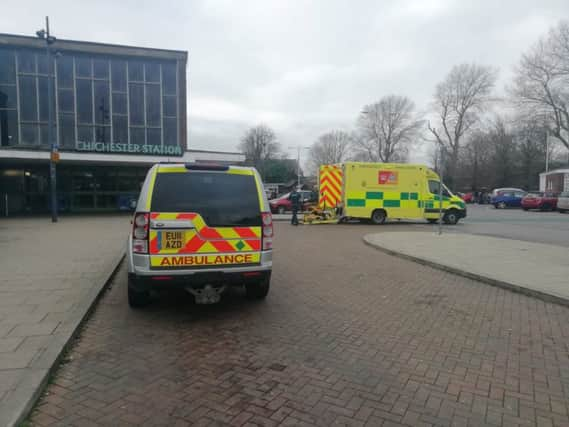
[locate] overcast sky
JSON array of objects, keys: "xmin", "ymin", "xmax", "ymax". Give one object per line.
[{"xmin": 2, "ymin": 0, "xmax": 568, "ymax": 161}]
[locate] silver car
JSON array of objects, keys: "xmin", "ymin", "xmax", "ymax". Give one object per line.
[{"xmin": 558, "ymin": 192, "xmax": 569, "ymax": 213}]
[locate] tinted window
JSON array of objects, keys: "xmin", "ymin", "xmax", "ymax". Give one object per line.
[
  {"xmin": 59, "ymin": 114, "xmax": 75, "ymax": 148},
  {"xmin": 145, "ymin": 84, "xmax": 161, "ymax": 126},
  {"xmin": 21, "ymin": 123, "xmax": 39, "ymax": 145},
  {"xmin": 145, "ymin": 62, "xmax": 160, "ymax": 82},
  {"xmin": 151, "ymin": 172, "xmax": 262, "ymax": 226},
  {"xmin": 111, "ymin": 60, "xmax": 126, "ymax": 92},
  {"xmin": 0, "ymin": 110, "xmax": 18, "ymax": 146},
  {"xmin": 129, "ymin": 83, "xmax": 144, "ymax": 125},
  {"xmin": 18, "ymin": 51, "xmax": 36, "ymax": 73},
  {"xmin": 0, "ymin": 50, "xmax": 16, "ymax": 83},
  {"xmin": 76, "ymin": 57, "xmax": 92, "ymax": 77},
  {"xmin": 146, "ymin": 127, "xmax": 161, "ymax": 146},
  {"xmin": 130, "ymin": 126, "xmax": 145, "ymax": 144},
  {"xmin": 112, "ymin": 115, "xmax": 128, "ymax": 143},
  {"xmin": 163, "ymin": 117, "xmax": 177, "ymax": 146},
  {"xmin": 128, "ymin": 61, "xmax": 144, "ymax": 81},
  {"xmin": 163, "ymin": 95, "xmax": 176, "ymax": 117},
  {"xmin": 162, "ymin": 63, "xmax": 176, "ymax": 95},
  {"xmin": 0, "ymin": 85, "xmax": 17, "ymax": 109},
  {"xmin": 19, "ymin": 76, "xmax": 38, "ymax": 121},
  {"xmin": 112, "ymin": 92, "xmax": 127, "ymax": 115},
  {"xmin": 58, "ymin": 89, "xmax": 74, "ymax": 113},
  {"xmin": 94, "ymin": 81, "xmax": 110, "ymax": 125},
  {"xmin": 57, "ymin": 56, "xmax": 74, "ymax": 88},
  {"xmin": 93, "ymin": 59, "xmax": 109, "ymax": 79},
  {"xmin": 76, "ymin": 79, "xmax": 93, "ymax": 124}
]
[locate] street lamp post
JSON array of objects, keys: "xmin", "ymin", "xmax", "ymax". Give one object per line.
[
  {"xmin": 36, "ymin": 17, "xmax": 58, "ymax": 222},
  {"xmin": 289, "ymin": 146, "xmax": 309, "ymax": 189}
]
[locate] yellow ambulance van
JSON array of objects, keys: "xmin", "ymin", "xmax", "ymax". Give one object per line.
[{"xmin": 318, "ymin": 162, "xmax": 466, "ymax": 225}]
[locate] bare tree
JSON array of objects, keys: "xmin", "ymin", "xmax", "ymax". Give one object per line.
[
  {"xmin": 354, "ymin": 95, "xmax": 423, "ymax": 163},
  {"xmin": 510, "ymin": 21, "xmax": 569, "ymax": 150},
  {"xmin": 428, "ymin": 63, "xmax": 498, "ymax": 185},
  {"xmin": 238, "ymin": 124, "xmax": 280, "ymax": 176},
  {"xmin": 308, "ymin": 130, "xmax": 351, "ymax": 172}
]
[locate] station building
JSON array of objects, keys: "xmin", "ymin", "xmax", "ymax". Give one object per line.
[{"xmin": 0, "ymin": 33, "xmax": 243, "ymax": 215}]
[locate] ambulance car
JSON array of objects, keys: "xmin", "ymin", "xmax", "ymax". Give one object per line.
[
  {"xmin": 318, "ymin": 162, "xmax": 466, "ymax": 225},
  {"xmin": 126, "ymin": 163, "xmax": 273, "ymax": 307}
]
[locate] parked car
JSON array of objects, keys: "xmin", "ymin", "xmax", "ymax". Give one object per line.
[
  {"xmin": 557, "ymin": 192, "xmax": 569, "ymax": 213},
  {"xmin": 521, "ymin": 192, "xmax": 558, "ymax": 211},
  {"xmin": 491, "ymin": 187, "xmax": 525, "ymax": 197},
  {"xmin": 269, "ymin": 191, "xmax": 317, "ymax": 214},
  {"xmin": 491, "ymin": 190, "xmax": 526, "ymax": 209},
  {"xmin": 460, "ymin": 192, "xmax": 474, "ymax": 203}
]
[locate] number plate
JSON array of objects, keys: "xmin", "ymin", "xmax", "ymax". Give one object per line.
[{"xmin": 162, "ymin": 231, "xmax": 184, "ymax": 249}]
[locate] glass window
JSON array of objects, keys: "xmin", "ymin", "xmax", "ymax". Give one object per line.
[
  {"xmin": 19, "ymin": 76, "xmax": 38, "ymax": 121},
  {"xmin": 75, "ymin": 57, "xmax": 92, "ymax": 78},
  {"xmin": 18, "ymin": 51, "xmax": 36, "ymax": 74},
  {"xmin": 112, "ymin": 92, "xmax": 127, "ymax": 115},
  {"xmin": 58, "ymin": 89, "xmax": 74, "ymax": 113},
  {"xmin": 128, "ymin": 83, "xmax": 144, "ymax": 125},
  {"xmin": 0, "ymin": 85, "xmax": 17, "ymax": 109},
  {"xmin": 163, "ymin": 117, "xmax": 177, "ymax": 146},
  {"xmin": 21, "ymin": 123, "xmax": 39, "ymax": 145},
  {"xmin": 93, "ymin": 59, "xmax": 109, "ymax": 79},
  {"xmin": 76, "ymin": 79, "xmax": 93, "ymax": 124},
  {"xmin": 59, "ymin": 114, "xmax": 75, "ymax": 148},
  {"xmin": 38, "ymin": 77, "xmax": 55, "ymax": 122},
  {"xmin": 162, "ymin": 63, "xmax": 176, "ymax": 95},
  {"xmin": 78, "ymin": 125, "xmax": 93, "ymax": 142},
  {"xmin": 95, "ymin": 126, "xmax": 110, "ymax": 143},
  {"xmin": 130, "ymin": 127, "xmax": 145, "ymax": 145},
  {"xmin": 57, "ymin": 56, "xmax": 74, "ymax": 88},
  {"xmin": 94, "ymin": 81, "xmax": 110, "ymax": 125},
  {"xmin": 0, "ymin": 50, "xmax": 16, "ymax": 84},
  {"xmin": 151, "ymin": 173, "xmax": 262, "ymax": 226},
  {"xmin": 111, "ymin": 60, "xmax": 126, "ymax": 92},
  {"xmin": 145, "ymin": 62, "xmax": 160, "ymax": 82},
  {"xmin": 112, "ymin": 115, "xmax": 128, "ymax": 144},
  {"xmin": 163, "ymin": 95, "xmax": 176, "ymax": 117},
  {"xmin": 146, "ymin": 127, "xmax": 161, "ymax": 146},
  {"xmin": 37, "ymin": 54, "xmax": 53, "ymax": 75},
  {"xmin": 39, "ymin": 124, "xmax": 51, "ymax": 146},
  {"xmin": 0, "ymin": 110, "xmax": 18, "ymax": 146},
  {"xmin": 145, "ymin": 84, "xmax": 161, "ymax": 127},
  {"xmin": 128, "ymin": 60, "xmax": 144, "ymax": 82}
]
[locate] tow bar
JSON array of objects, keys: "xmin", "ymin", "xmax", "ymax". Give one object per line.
[{"xmin": 186, "ymin": 284, "xmax": 225, "ymax": 304}]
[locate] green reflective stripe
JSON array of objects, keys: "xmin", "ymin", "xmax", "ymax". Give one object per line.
[
  {"xmin": 410, "ymin": 192, "xmax": 419, "ymax": 200},
  {"xmin": 383, "ymin": 200, "xmax": 400, "ymax": 208},
  {"xmin": 347, "ymin": 199, "xmax": 366, "ymax": 207},
  {"xmin": 401, "ymin": 192, "xmax": 409, "ymax": 200},
  {"xmin": 366, "ymin": 192, "xmax": 383, "ymax": 199}
]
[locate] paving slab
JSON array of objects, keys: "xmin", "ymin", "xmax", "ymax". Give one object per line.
[
  {"xmin": 0, "ymin": 215, "xmax": 128, "ymax": 427},
  {"xmin": 364, "ymin": 231, "xmax": 569, "ymax": 305}
]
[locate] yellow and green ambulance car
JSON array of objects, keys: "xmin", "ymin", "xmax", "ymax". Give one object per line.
[{"xmin": 318, "ymin": 162, "xmax": 466, "ymax": 225}]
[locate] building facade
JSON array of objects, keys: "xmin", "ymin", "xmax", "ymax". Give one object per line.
[
  {"xmin": 539, "ymin": 168, "xmax": 569, "ymax": 193},
  {"xmin": 0, "ymin": 33, "xmax": 243, "ymax": 215}
]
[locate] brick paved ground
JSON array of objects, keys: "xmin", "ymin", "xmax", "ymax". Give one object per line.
[
  {"xmin": 0, "ymin": 216, "xmax": 128, "ymax": 426},
  {"xmin": 29, "ymin": 223, "xmax": 569, "ymax": 426}
]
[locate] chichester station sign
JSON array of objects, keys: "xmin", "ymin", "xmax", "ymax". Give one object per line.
[{"xmin": 76, "ymin": 141, "xmax": 183, "ymax": 156}]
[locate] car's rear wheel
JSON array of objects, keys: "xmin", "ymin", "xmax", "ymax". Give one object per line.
[
  {"xmin": 443, "ymin": 209, "xmax": 460, "ymax": 225},
  {"xmin": 371, "ymin": 209, "xmax": 387, "ymax": 225},
  {"xmin": 277, "ymin": 206, "xmax": 286, "ymax": 214},
  {"xmin": 245, "ymin": 275, "xmax": 271, "ymax": 299},
  {"xmin": 128, "ymin": 276, "xmax": 151, "ymax": 308},
  {"xmin": 560, "ymin": 209, "xmax": 567, "ymax": 214}
]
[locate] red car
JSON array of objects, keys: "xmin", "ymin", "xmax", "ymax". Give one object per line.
[
  {"xmin": 269, "ymin": 191, "xmax": 317, "ymax": 214},
  {"xmin": 521, "ymin": 192, "xmax": 558, "ymax": 211},
  {"xmin": 461, "ymin": 192, "xmax": 474, "ymax": 203}
]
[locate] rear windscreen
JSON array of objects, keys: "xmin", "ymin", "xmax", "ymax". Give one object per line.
[{"xmin": 150, "ymin": 172, "xmax": 262, "ymax": 226}]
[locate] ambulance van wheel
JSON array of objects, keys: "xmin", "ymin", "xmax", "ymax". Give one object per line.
[
  {"xmin": 443, "ymin": 209, "xmax": 460, "ymax": 225},
  {"xmin": 371, "ymin": 209, "xmax": 387, "ymax": 225},
  {"xmin": 245, "ymin": 274, "xmax": 271, "ymax": 300},
  {"xmin": 128, "ymin": 276, "xmax": 151, "ymax": 308}
]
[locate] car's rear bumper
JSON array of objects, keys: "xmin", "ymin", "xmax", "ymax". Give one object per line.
[{"xmin": 128, "ymin": 269, "xmax": 271, "ymax": 292}]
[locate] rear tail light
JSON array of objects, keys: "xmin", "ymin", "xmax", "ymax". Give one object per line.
[
  {"xmin": 261, "ymin": 212, "xmax": 273, "ymax": 250},
  {"xmin": 132, "ymin": 212, "xmax": 149, "ymax": 254}
]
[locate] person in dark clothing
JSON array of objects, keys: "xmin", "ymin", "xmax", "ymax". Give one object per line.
[{"xmin": 290, "ymin": 188, "xmax": 302, "ymax": 226}]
